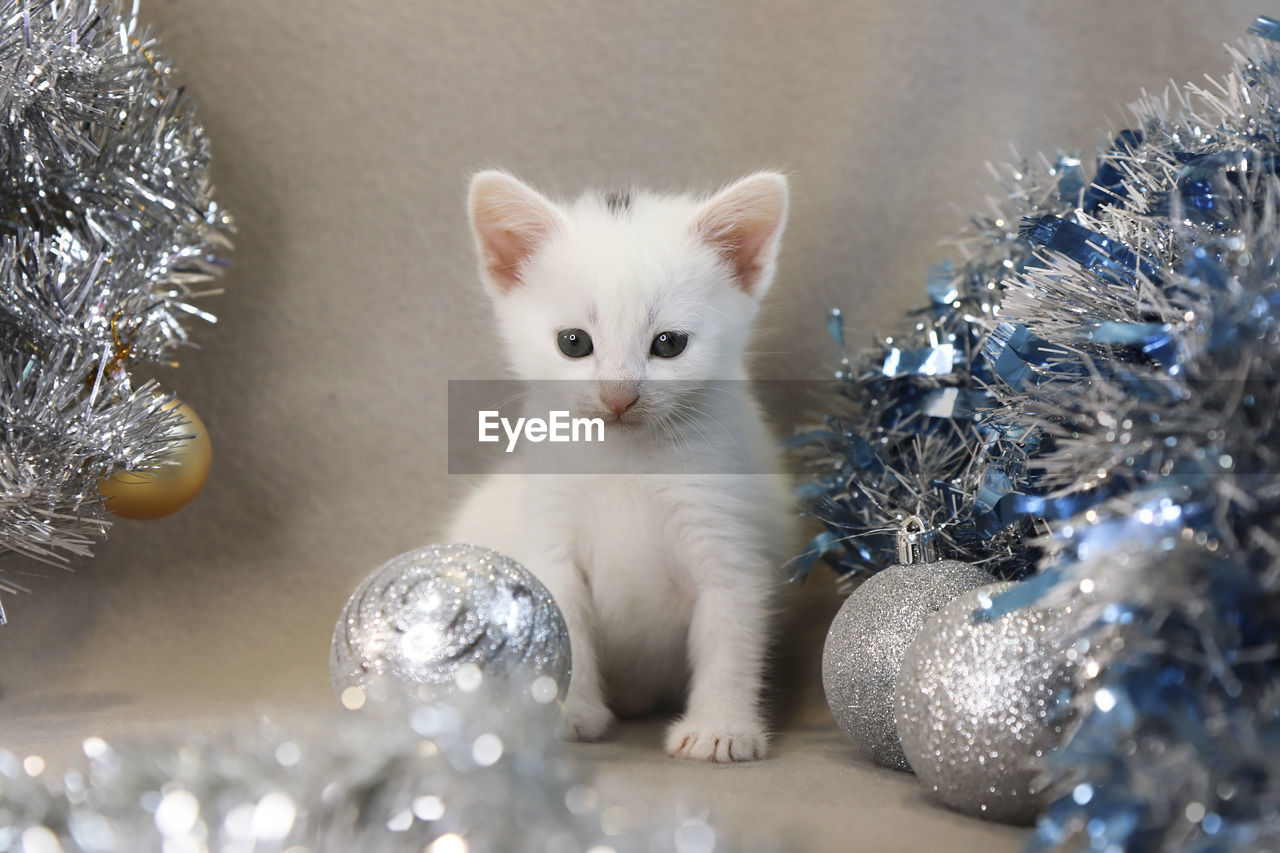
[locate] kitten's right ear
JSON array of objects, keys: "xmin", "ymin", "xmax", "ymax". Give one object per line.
[{"xmin": 468, "ymin": 171, "xmax": 566, "ymax": 293}]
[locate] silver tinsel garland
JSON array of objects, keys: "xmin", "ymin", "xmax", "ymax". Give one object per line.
[
  {"xmin": 0, "ymin": 676, "xmax": 752, "ymax": 853},
  {"xmin": 0, "ymin": 0, "xmax": 233, "ymax": 583}
]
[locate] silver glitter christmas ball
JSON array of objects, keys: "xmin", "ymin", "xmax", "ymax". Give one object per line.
[
  {"xmin": 895, "ymin": 582, "xmax": 1077, "ymax": 825},
  {"xmin": 821, "ymin": 558, "xmax": 992, "ymax": 770},
  {"xmin": 330, "ymin": 543, "xmax": 571, "ymax": 700}
]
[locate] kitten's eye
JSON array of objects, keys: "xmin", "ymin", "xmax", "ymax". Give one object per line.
[
  {"xmin": 650, "ymin": 331, "xmax": 688, "ymax": 358},
  {"xmin": 557, "ymin": 329, "xmax": 594, "ymax": 358}
]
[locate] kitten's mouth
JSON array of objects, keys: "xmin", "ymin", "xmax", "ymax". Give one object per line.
[
  {"xmin": 606, "ymin": 413, "xmax": 643, "ymax": 428},
  {"xmin": 576, "ymin": 404, "xmax": 648, "ymax": 429},
  {"xmin": 590, "ymin": 408, "xmax": 645, "ymax": 429}
]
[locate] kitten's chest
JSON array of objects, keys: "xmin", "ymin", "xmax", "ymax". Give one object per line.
[{"xmin": 566, "ymin": 478, "xmax": 693, "ymax": 609}]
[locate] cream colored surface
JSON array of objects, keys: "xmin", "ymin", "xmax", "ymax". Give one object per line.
[{"xmin": 0, "ymin": 2, "xmax": 1260, "ymax": 849}]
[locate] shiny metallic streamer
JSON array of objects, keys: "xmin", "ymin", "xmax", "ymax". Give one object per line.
[
  {"xmin": 1027, "ymin": 537, "xmax": 1280, "ymax": 852},
  {"xmin": 979, "ymin": 44, "xmax": 1280, "ymax": 844},
  {"xmin": 331, "ymin": 544, "xmax": 572, "ymax": 701},
  {"xmin": 789, "ymin": 151, "xmax": 1087, "ymax": 583},
  {"xmin": 962, "ymin": 25, "xmax": 1280, "ymax": 851},
  {"xmin": 800, "ymin": 17, "xmax": 1280, "ymax": 847},
  {"xmin": 0, "ymin": 0, "xmax": 233, "ymax": 585},
  {"xmin": 821, "ymin": 556, "xmax": 991, "ymax": 770},
  {"xmin": 895, "ymin": 583, "xmax": 1079, "ymax": 826},
  {"xmin": 0, "ymin": 674, "xmax": 748, "ymax": 852}
]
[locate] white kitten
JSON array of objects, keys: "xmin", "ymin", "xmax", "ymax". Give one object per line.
[{"xmin": 448, "ymin": 170, "xmax": 796, "ymax": 762}]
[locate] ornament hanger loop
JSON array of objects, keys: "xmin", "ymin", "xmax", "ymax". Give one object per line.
[{"xmin": 897, "ymin": 515, "xmax": 938, "ymax": 565}]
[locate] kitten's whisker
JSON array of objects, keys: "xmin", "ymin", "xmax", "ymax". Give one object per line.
[
  {"xmin": 659, "ymin": 404, "xmax": 712, "ymax": 463},
  {"xmin": 679, "ymin": 383, "xmax": 757, "ymax": 413},
  {"xmin": 668, "ymin": 400, "xmax": 737, "ymax": 445},
  {"xmin": 665, "ymin": 408, "xmax": 729, "ymax": 456},
  {"xmin": 650, "ymin": 411, "xmax": 696, "ymax": 466},
  {"xmin": 662, "ymin": 413, "xmax": 708, "ymax": 458},
  {"xmin": 484, "ymin": 388, "xmax": 535, "ymax": 410},
  {"xmin": 664, "ymin": 405, "xmax": 735, "ymax": 465}
]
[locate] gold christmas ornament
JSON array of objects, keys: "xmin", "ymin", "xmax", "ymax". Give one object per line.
[{"xmin": 99, "ymin": 399, "xmax": 212, "ymax": 520}]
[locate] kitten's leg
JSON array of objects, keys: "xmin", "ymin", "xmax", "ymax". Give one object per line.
[
  {"xmin": 535, "ymin": 547, "xmax": 614, "ymax": 742},
  {"xmin": 456, "ymin": 477, "xmax": 612, "ymax": 740},
  {"xmin": 665, "ymin": 570, "xmax": 772, "ymax": 762}
]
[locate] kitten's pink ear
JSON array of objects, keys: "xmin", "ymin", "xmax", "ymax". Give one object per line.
[
  {"xmin": 691, "ymin": 172, "xmax": 789, "ymax": 297},
  {"xmin": 469, "ymin": 171, "xmax": 566, "ymax": 293}
]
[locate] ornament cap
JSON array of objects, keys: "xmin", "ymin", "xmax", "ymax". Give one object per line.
[{"xmin": 896, "ymin": 515, "xmax": 938, "ymax": 565}]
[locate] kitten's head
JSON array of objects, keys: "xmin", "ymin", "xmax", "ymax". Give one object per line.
[{"xmin": 467, "ymin": 170, "xmax": 787, "ymax": 427}]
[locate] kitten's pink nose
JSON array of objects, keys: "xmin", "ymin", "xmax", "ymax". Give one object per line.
[{"xmin": 600, "ymin": 386, "xmax": 639, "ymax": 418}]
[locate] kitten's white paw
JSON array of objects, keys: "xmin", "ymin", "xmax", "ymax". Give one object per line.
[
  {"xmin": 557, "ymin": 698, "xmax": 614, "ymax": 742},
  {"xmin": 665, "ymin": 717, "xmax": 768, "ymax": 762}
]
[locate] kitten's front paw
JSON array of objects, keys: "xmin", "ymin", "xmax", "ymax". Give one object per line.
[
  {"xmin": 665, "ymin": 717, "xmax": 768, "ymax": 762},
  {"xmin": 557, "ymin": 698, "xmax": 614, "ymax": 742}
]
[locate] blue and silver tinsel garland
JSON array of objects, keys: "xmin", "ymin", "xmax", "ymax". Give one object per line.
[
  {"xmin": 800, "ymin": 17, "xmax": 1280, "ymax": 852},
  {"xmin": 789, "ymin": 152, "xmax": 1087, "ymax": 584}
]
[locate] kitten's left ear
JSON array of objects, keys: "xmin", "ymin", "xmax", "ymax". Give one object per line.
[{"xmin": 691, "ymin": 172, "xmax": 789, "ymax": 297}]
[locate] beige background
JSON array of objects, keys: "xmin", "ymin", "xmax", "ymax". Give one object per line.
[{"xmin": 0, "ymin": 1, "xmax": 1263, "ymax": 849}]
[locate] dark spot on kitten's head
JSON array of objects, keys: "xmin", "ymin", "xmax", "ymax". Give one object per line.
[{"xmin": 604, "ymin": 190, "xmax": 633, "ymax": 216}]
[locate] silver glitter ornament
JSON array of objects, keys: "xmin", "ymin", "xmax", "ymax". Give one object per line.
[
  {"xmin": 330, "ymin": 543, "xmax": 571, "ymax": 700},
  {"xmin": 821, "ymin": 517, "xmax": 992, "ymax": 770},
  {"xmin": 895, "ymin": 582, "xmax": 1077, "ymax": 825}
]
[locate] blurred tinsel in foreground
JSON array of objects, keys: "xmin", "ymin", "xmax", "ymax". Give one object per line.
[
  {"xmin": 0, "ymin": 674, "xmax": 752, "ymax": 853},
  {"xmin": 0, "ymin": 0, "xmax": 233, "ymax": 588},
  {"xmin": 799, "ymin": 16, "xmax": 1280, "ymax": 852}
]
